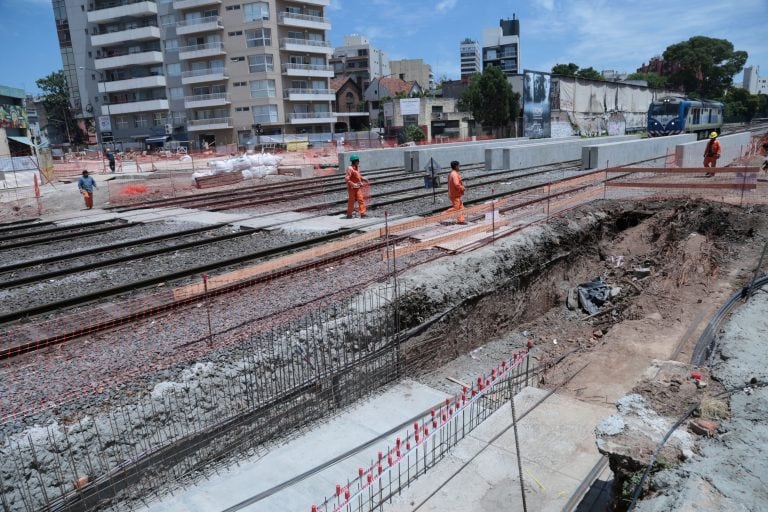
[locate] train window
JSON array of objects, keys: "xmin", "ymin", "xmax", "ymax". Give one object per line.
[{"xmin": 651, "ymin": 103, "xmax": 677, "ymax": 116}]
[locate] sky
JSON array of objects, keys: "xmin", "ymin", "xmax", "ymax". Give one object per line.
[{"xmin": 0, "ymin": 0, "xmax": 765, "ymax": 94}]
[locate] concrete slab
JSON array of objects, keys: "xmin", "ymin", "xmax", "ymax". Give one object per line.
[
  {"xmin": 139, "ymin": 379, "xmax": 450, "ymax": 512},
  {"xmin": 388, "ymin": 387, "xmax": 611, "ymax": 512}
]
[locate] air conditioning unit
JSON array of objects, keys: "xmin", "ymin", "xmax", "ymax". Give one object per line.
[
  {"xmin": 164, "ymin": 124, "xmax": 173, "ymax": 135},
  {"xmin": 435, "ymin": 113, "xmax": 443, "ymax": 120}
]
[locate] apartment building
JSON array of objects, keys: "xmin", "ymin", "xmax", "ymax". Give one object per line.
[
  {"xmin": 329, "ymin": 35, "xmax": 390, "ymax": 92},
  {"xmin": 389, "ymin": 59, "xmax": 432, "ymax": 90},
  {"xmin": 459, "ymin": 38, "xmax": 480, "ymax": 80},
  {"xmin": 482, "ymin": 16, "xmax": 520, "ymax": 78},
  {"xmin": 55, "ymin": 0, "xmax": 335, "ymax": 148}
]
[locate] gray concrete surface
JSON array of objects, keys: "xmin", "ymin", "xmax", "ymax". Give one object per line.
[
  {"xmin": 581, "ymin": 134, "xmax": 696, "ymax": 170},
  {"xmin": 138, "ymin": 379, "xmax": 449, "ymax": 512},
  {"xmin": 674, "ymin": 132, "xmax": 754, "ymax": 167},
  {"xmin": 635, "ymin": 291, "xmax": 768, "ymax": 512},
  {"xmin": 485, "ymin": 135, "xmax": 639, "ymax": 171},
  {"xmin": 388, "ymin": 387, "xmax": 611, "ymax": 512}
]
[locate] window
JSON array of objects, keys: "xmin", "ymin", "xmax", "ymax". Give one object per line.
[
  {"xmin": 170, "ymin": 87, "xmax": 184, "ymax": 99},
  {"xmin": 153, "ymin": 112, "xmax": 166, "ymax": 126},
  {"xmin": 164, "ymin": 38, "xmax": 178, "ymax": 50},
  {"xmin": 230, "ymin": 56, "xmax": 245, "ymax": 62},
  {"xmin": 134, "ymin": 114, "xmax": 148, "ymax": 128},
  {"xmin": 235, "ymin": 106, "xmax": 250, "ymax": 112},
  {"xmin": 253, "ymin": 104, "xmax": 278, "ymax": 123},
  {"xmin": 248, "ymin": 54, "xmax": 273, "ymax": 73},
  {"xmin": 167, "ymin": 63, "xmax": 181, "ymax": 76},
  {"xmin": 225, "ymin": 4, "xmax": 241, "ymax": 10},
  {"xmin": 159, "ymin": 14, "xmax": 176, "ymax": 26},
  {"xmin": 250, "ymin": 79, "xmax": 275, "ymax": 98},
  {"xmin": 311, "ymin": 80, "xmax": 326, "ymax": 90},
  {"xmin": 228, "ymin": 30, "xmax": 243, "ymax": 36},
  {"xmin": 116, "ymin": 116, "xmax": 129, "ymax": 129},
  {"xmin": 246, "ymin": 28, "xmax": 271, "ymax": 47},
  {"xmin": 244, "ymin": 2, "xmax": 269, "ymax": 22},
  {"xmin": 233, "ymin": 81, "xmax": 247, "ymax": 87}
]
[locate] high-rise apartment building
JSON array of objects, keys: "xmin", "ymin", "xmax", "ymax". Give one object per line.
[
  {"xmin": 459, "ymin": 38, "xmax": 480, "ymax": 79},
  {"xmin": 329, "ymin": 35, "xmax": 390, "ymax": 92},
  {"xmin": 482, "ymin": 16, "xmax": 520, "ymax": 78},
  {"xmin": 53, "ymin": 0, "xmax": 335, "ymax": 148}
]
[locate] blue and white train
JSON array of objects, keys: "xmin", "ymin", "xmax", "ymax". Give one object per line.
[{"xmin": 647, "ymin": 96, "xmax": 724, "ymax": 139}]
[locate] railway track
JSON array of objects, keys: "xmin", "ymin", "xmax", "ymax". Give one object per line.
[{"xmin": 0, "ymin": 162, "xmax": 597, "ymax": 361}]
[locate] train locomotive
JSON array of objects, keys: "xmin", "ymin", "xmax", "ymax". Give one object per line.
[{"xmin": 647, "ymin": 96, "xmax": 724, "ymax": 139}]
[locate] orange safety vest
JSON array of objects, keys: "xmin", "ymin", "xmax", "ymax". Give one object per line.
[
  {"xmin": 705, "ymin": 139, "xmax": 721, "ymax": 158},
  {"xmin": 346, "ymin": 165, "xmax": 363, "ymax": 189},
  {"xmin": 448, "ymin": 170, "xmax": 464, "ymax": 200}
]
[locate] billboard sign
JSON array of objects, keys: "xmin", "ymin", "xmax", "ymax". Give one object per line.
[
  {"xmin": 98, "ymin": 115, "xmax": 112, "ymax": 132},
  {"xmin": 400, "ymin": 98, "xmax": 420, "ymax": 116},
  {"xmin": 523, "ymin": 70, "xmax": 551, "ymax": 139}
]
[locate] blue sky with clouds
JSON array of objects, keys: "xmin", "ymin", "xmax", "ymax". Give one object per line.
[{"xmin": 1, "ymin": 0, "xmax": 765, "ymax": 93}]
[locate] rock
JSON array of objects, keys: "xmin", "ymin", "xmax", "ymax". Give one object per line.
[
  {"xmin": 689, "ymin": 419, "xmax": 718, "ymax": 437},
  {"xmin": 566, "ymin": 288, "xmax": 579, "ymax": 310},
  {"xmin": 593, "ymin": 329, "xmax": 604, "ymax": 338},
  {"xmin": 633, "ymin": 267, "xmax": 651, "ymax": 278}
]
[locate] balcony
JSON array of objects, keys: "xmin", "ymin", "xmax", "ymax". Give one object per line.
[
  {"xmin": 187, "ymin": 117, "xmax": 233, "ymax": 131},
  {"xmin": 277, "ymin": 12, "xmax": 331, "ymax": 31},
  {"xmin": 279, "ymin": 38, "xmax": 333, "ymax": 55},
  {"xmin": 173, "ymin": 0, "xmax": 221, "ymax": 9},
  {"xmin": 184, "ymin": 93, "xmax": 230, "ymax": 108},
  {"xmin": 87, "ymin": 1, "xmax": 157, "ymax": 24},
  {"xmin": 288, "ymin": 112, "xmax": 337, "ymax": 124},
  {"xmin": 281, "ymin": 63, "xmax": 333, "ymax": 78},
  {"xmin": 98, "ymin": 75, "xmax": 167, "ymax": 93},
  {"xmin": 95, "ymin": 50, "xmax": 163, "ymax": 70},
  {"xmin": 91, "ymin": 26, "xmax": 161, "ymax": 47},
  {"xmin": 181, "ymin": 68, "xmax": 228, "ymax": 84},
  {"xmin": 102, "ymin": 99, "xmax": 169, "ymax": 115},
  {"xmin": 283, "ymin": 88, "xmax": 335, "ymax": 102},
  {"xmin": 176, "ymin": 16, "xmax": 223, "ymax": 36},
  {"xmin": 179, "ymin": 42, "xmax": 226, "ymax": 60},
  {"xmin": 286, "ymin": 0, "xmax": 330, "ymax": 5}
]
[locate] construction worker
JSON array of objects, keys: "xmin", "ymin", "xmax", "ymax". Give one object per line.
[
  {"xmin": 703, "ymin": 131, "xmax": 721, "ymax": 177},
  {"xmin": 77, "ymin": 170, "xmax": 97, "ymax": 209},
  {"xmin": 446, "ymin": 160, "xmax": 466, "ymax": 224},
  {"xmin": 105, "ymin": 148, "xmax": 116, "ymax": 173},
  {"xmin": 345, "ymin": 153, "xmax": 368, "ymax": 218}
]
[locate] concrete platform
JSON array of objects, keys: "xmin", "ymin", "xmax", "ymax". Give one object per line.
[
  {"xmin": 388, "ymin": 387, "xmax": 611, "ymax": 512},
  {"xmin": 139, "ymin": 379, "xmax": 450, "ymax": 512}
]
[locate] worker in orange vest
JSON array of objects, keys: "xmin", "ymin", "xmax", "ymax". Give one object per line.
[
  {"xmin": 345, "ymin": 153, "xmax": 368, "ymax": 218},
  {"xmin": 446, "ymin": 160, "xmax": 466, "ymax": 224},
  {"xmin": 703, "ymin": 131, "xmax": 721, "ymax": 177}
]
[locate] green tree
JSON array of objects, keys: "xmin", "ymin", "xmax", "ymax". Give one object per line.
[
  {"xmin": 575, "ymin": 67, "xmax": 603, "ymax": 80},
  {"xmin": 662, "ymin": 36, "xmax": 747, "ymax": 98},
  {"xmin": 723, "ymin": 87, "xmax": 759, "ymax": 121},
  {"xmin": 460, "ymin": 66, "xmax": 519, "ymax": 136},
  {"xmin": 626, "ymin": 72, "xmax": 668, "ymax": 89},
  {"xmin": 551, "ymin": 63, "xmax": 579, "ymax": 76},
  {"xmin": 403, "ymin": 124, "xmax": 425, "ymax": 143},
  {"xmin": 36, "ymin": 70, "xmax": 84, "ymax": 145}
]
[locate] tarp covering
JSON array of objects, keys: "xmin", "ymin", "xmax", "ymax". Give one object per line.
[{"xmin": 7, "ymin": 136, "xmax": 34, "ymax": 146}]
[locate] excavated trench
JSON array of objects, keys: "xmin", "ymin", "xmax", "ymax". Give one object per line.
[{"xmin": 2, "ymin": 199, "xmax": 764, "ymax": 512}]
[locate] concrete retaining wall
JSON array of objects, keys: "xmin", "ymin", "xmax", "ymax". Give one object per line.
[
  {"xmin": 581, "ymin": 134, "xmax": 696, "ymax": 170},
  {"xmin": 675, "ymin": 132, "xmax": 754, "ymax": 167},
  {"xmin": 484, "ymin": 135, "xmax": 639, "ymax": 171},
  {"xmin": 338, "ymin": 138, "xmax": 521, "ymax": 172}
]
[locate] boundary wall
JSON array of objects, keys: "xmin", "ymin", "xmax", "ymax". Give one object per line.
[
  {"xmin": 674, "ymin": 133, "xmax": 753, "ymax": 168},
  {"xmin": 581, "ymin": 134, "xmax": 696, "ymax": 170},
  {"xmin": 484, "ymin": 135, "xmax": 639, "ymax": 171},
  {"xmin": 338, "ymin": 138, "xmax": 520, "ymax": 172}
]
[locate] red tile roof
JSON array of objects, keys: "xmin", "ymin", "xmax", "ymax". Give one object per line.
[{"xmin": 379, "ymin": 77, "xmax": 417, "ymax": 96}]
